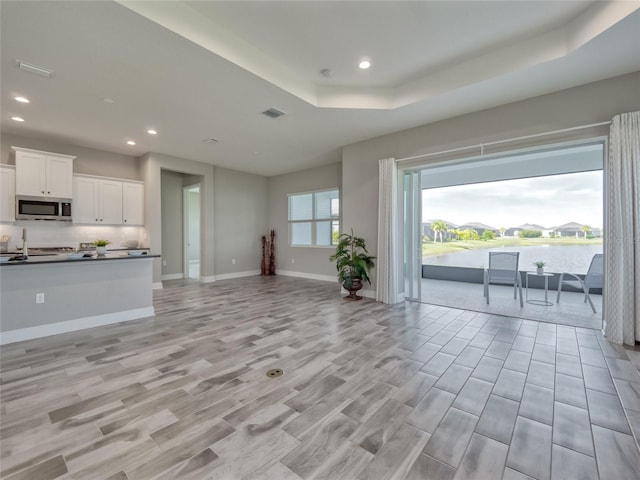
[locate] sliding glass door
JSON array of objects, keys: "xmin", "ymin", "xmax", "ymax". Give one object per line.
[{"xmin": 403, "ymin": 170, "xmax": 422, "ymax": 301}]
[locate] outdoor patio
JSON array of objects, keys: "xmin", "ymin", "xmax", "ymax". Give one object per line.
[{"xmin": 421, "ymin": 278, "xmax": 603, "ymax": 329}]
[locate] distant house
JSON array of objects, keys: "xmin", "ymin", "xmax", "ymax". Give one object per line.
[
  {"xmin": 552, "ymin": 221, "xmax": 593, "ymax": 237},
  {"xmin": 457, "ymin": 222, "xmax": 499, "ymax": 237},
  {"xmin": 507, "ymin": 223, "xmax": 547, "ymax": 237},
  {"xmin": 422, "ymin": 219, "xmax": 458, "ymax": 240}
]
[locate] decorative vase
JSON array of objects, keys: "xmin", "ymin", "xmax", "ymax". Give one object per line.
[
  {"xmin": 344, "ymin": 277, "xmax": 363, "ymax": 300},
  {"xmin": 96, "ymin": 246, "xmax": 107, "ymax": 256},
  {"xmin": 537, "ymin": 267, "xmax": 544, "ymax": 274}
]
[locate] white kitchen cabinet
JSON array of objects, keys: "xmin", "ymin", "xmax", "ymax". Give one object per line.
[
  {"xmin": 73, "ymin": 176, "xmax": 122, "ymax": 224},
  {"xmin": 122, "ymin": 182, "xmax": 144, "ymax": 225},
  {"xmin": 0, "ymin": 166, "xmax": 16, "ymax": 222},
  {"xmin": 99, "ymin": 180, "xmax": 123, "ymax": 224},
  {"xmin": 13, "ymin": 147, "xmax": 75, "ymax": 199}
]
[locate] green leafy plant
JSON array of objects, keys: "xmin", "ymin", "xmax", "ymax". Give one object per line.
[
  {"xmin": 533, "ymin": 260, "xmax": 547, "ymax": 268},
  {"xmin": 329, "ymin": 229, "xmax": 375, "ymax": 290},
  {"xmin": 93, "ymin": 239, "xmax": 111, "ymax": 247}
]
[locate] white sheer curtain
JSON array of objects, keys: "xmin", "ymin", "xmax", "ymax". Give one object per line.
[
  {"xmin": 604, "ymin": 111, "xmax": 640, "ymax": 345},
  {"xmin": 376, "ymin": 157, "xmax": 401, "ymax": 304}
]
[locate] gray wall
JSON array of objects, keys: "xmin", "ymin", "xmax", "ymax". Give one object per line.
[
  {"xmin": 214, "ymin": 167, "xmax": 268, "ymax": 276},
  {"xmin": 267, "ymin": 162, "xmax": 342, "ymax": 278},
  {"xmin": 160, "ymin": 170, "xmax": 184, "ymax": 277},
  {"xmin": 342, "ymin": 72, "xmax": 640, "ymax": 293},
  {"xmin": 1, "ymin": 132, "xmax": 141, "ymax": 180}
]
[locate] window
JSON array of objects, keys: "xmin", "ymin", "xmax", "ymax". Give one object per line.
[{"xmin": 288, "ymin": 189, "xmax": 339, "ymax": 246}]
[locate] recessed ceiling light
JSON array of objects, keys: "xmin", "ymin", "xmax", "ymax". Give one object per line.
[
  {"xmin": 126, "ymin": 140, "xmax": 136, "ymax": 146},
  {"xmin": 15, "ymin": 96, "xmax": 29, "ymax": 103},
  {"xmin": 147, "ymin": 129, "xmax": 157, "ymax": 135},
  {"xmin": 358, "ymin": 60, "xmax": 371, "ymax": 69},
  {"xmin": 11, "ymin": 116, "xmax": 25, "ymax": 122},
  {"xmin": 103, "ymin": 98, "xmax": 115, "ymax": 104}
]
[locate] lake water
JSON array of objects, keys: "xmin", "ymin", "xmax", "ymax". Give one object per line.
[{"xmin": 424, "ymin": 244, "xmax": 603, "ymax": 273}]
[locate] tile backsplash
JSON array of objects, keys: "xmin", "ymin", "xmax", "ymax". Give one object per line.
[{"xmin": 0, "ymin": 221, "xmax": 146, "ymax": 251}]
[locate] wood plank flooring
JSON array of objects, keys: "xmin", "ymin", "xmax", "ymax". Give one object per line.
[{"xmin": 1, "ymin": 275, "xmax": 640, "ymax": 480}]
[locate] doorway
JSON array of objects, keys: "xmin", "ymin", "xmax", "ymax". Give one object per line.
[
  {"xmin": 183, "ymin": 184, "xmax": 200, "ymax": 280},
  {"xmin": 404, "ymin": 140, "xmax": 605, "ymax": 328}
]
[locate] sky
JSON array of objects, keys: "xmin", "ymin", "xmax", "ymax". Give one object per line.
[{"xmin": 422, "ymin": 170, "xmax": 603, "ymax": 229}]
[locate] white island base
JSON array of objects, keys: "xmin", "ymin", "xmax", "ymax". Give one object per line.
[{"xmin": 0, "ymin": 257, "xmax": 154, "ymax": 345}]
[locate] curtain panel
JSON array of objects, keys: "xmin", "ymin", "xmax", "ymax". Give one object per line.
[
  {"xmin": 604, "ymin": 111, "xmax": 640, "ymax": 345},
  {"xmin": 376, "ymin": 158, "xmax": 401, "ymax": 304}
]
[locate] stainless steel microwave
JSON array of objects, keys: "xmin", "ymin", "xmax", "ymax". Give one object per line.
[{"xmin": 16, "ymin": 196, "xmax": 72, "ymax": 221}]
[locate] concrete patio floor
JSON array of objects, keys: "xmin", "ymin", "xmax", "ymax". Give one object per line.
[{"xmin": 421, "ymin": 278, "xmax": 603, "ymax": 329}]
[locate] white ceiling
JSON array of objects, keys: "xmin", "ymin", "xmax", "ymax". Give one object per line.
[{"xmin": 1, "ymin": 1, "xmax": 639, "ymax": 176}]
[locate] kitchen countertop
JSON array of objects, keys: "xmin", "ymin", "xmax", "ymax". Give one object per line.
[{"xmin": 0, "ymin": 252, "xmax": 160, "ymax": 266}]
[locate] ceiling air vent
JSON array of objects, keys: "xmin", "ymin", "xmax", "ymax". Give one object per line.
[
  {"xmin": 16, "ymin": 60, "xmax": 54, "ymax": 78},
  {"xmin": 262, "ymin": 107, "xmax": 286, "ymax": 119}
]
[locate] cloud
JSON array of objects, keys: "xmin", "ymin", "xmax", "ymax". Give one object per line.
[{"xmin": 422, "ymin": 171, "xmax": 602, "ymax": 228}]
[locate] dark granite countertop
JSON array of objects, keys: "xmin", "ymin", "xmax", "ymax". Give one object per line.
[{"xmin": 0, "ymin": 252, "xmax": 160, "ymax": 267}]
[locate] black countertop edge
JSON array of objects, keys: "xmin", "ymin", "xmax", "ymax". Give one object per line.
[{"xmin": 0, "ymin": 253, "xmax": 160, "ymax": 267}]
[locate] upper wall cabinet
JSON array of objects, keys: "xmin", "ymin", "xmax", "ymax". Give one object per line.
[
  {"xmin": 0, "ymin": 166, "xmax": 16, "ymax": 222},
  {"xmin": 122, "ymin": 182, "xmax": 144, "ymax": 225},
  {"xmin": 13, "ymin": 147, "xmax": 75, "ymax": 199},
  {"xmin": 73, "ymin": 175, "xmax": 143, "ymax": 226}
]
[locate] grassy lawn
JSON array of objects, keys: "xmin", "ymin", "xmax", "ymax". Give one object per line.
[{"xmin": 422, "ymin": 237, "xmax": 602, "ymax": 257}]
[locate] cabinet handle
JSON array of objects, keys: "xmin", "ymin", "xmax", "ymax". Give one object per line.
[
  {"xmin": 124, "ymin": 219, "xmax": 127, "ymax": 223},
  {"xmin": 95, "ymin": 219, "xmax": 98, "ymax": 222},
  {"xmin": 41, "ymin": 191, "xmax": 45, "ymax": 194},
  {"xmin": 47, "ymin": 191, "xmax": 50, "ymax": 194}
]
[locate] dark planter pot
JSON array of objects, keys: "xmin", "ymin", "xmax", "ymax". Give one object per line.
[{"xmin": 343, "ymin": 277, "xmax": 363, "ymax": 300}]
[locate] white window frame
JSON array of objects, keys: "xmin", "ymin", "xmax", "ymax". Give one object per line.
[{"xmin": 288, "ymin": 188, "xmax": 340, "ymax": 248}]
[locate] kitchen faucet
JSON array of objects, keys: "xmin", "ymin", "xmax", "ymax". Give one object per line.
[{"xmin": 22, "ymin": 227, "xmax": 28, "ymax": 259}]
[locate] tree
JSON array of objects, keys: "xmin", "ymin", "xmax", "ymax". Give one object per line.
[
  {"xmin": 431, "ymin": 220, "xmax": 448, "ymax": 244},
  {"xmin": 581, "ymin": 224, "xmax": 592, "ymax": 239},
  {"xmin": 482, "ymin": 230, "xmax": 496, "ymax": 240},
  {"xmin": 459, "ymin": 228, "xmax": 480, "ymax": 240},
  {"xmin": 518, "ymin": 229, "xmax": 542, "ymax": 238},
  {"xmin": 499, "ymin": 227, "xmax": 506, "ymax": 238}
]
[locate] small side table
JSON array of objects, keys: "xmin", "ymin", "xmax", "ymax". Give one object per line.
[{"xmin": 526, "ymin": 272, "xmax": 554, "ymax": 306}]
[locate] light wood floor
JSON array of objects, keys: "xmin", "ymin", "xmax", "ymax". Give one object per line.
[{"xmin": 1, "ymin": 276, "xmax": 640, "ymax": 480}]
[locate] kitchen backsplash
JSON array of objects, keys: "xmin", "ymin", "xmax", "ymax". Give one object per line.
[{"xmin": 0, "ymin": 221, "xmax": 146, "ymax": 251}]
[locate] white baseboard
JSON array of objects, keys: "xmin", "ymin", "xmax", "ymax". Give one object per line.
[
  {"xmin": 152, "ymin": 282, "xmax": 163, "ymax": 290},
  {"xmin": 201, "ymin": 275, "xmax": 216, "ymax": 283},
  {"xmin": 0, "ymin": 307, "xmax": 155, "ymax": 345},
  {"xmin": 161, "ymin": 273, "xmax": 184, "ymax": 281},
  {"xmin": 277, "ymin": 270, "xmax": 336, "ymax": 283},
  {"xmin": 214, "ymin": 270, "xmax": 261, "ymax": 281}
]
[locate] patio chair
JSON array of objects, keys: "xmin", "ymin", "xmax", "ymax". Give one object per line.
[
  {"xmin": 556, "ymin": 253, "xmax": 603, "ymax": 313},
  {"xmin": 484, "ymin": 252, "xmax": 523, "ymax": 307}
]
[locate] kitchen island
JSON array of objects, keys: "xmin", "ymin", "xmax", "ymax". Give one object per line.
[{"xmin": 0, "ymin": 252, "xmax": 160, "ymax": 344}]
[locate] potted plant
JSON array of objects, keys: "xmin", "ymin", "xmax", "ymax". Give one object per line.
[
  {"xmin": 94, "ymin": 239, "xmax": 110, "ymax": 256},
  {"xmin": 533, "ymin": 260, "xmax": 547, "ymax": 274},
  {"xmin": 329, "ymin": 229, "xmax": 375, "ymax": 300}
]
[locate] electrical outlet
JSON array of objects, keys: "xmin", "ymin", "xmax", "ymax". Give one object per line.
[
  {"xmin": 232, "ymin": 259, "xmax": 236, "ymax": 264},
  {"xmin": 162, "ymin": 260, "xmax": 167, "ymax": 266},
  {"xmin": 291, "ymin": 258, "xmax": 295, "ymax": 264},
  {"xmin": 36, "ymin": 293, "xmax": 45, "ymax": 304}
]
